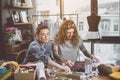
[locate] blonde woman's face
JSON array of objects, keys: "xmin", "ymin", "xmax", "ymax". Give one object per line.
[
  {"xmin": 66, "ymin": 28, "xmax": 74, "ymax": 40},
  {"xmin": 37, "ymin": 29, "xmax": 50, "ymax": 43}
]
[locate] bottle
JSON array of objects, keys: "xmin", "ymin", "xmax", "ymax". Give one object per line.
[
  {"xmin": 92, "ymin": 62, "xmax": 98, "ymax": 76},
  {"xmin": 84, "ymin": 58, "xmax": 92, "ymax": 76},
  {"xmin": 38, "ymin": 62, "xmax": 46, "ymax": 80}
]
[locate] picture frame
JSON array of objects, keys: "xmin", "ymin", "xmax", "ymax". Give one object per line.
[
  {"xmin": 13, "ymin": 30, "xmax": 22, "ymax": 41},
  {"xmin": 11, "ymin": 11, "xmax": 20, "ymax": 23},
  {"xmin": 20, "ymin": 11, "xmax": 28, "ymax": 23},
  {"xmin": 24, "ymin": 0, "xmax": 33, "ymax": 7}
]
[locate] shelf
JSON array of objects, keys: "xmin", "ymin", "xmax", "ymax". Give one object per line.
[
  {"xmin": 5, "ymin": 44, "xmax": 20, "ymax": 54},
  {"xmin": 13, "ymin": 23, "xmax": 33, "ymax": 25},
  {"xmin": 8, "ymin": 6, "xmax": 33, "ymax": 9},
  {"xmin": 6, "ymin": 4, "xmax": 34, "ymax": 51}
]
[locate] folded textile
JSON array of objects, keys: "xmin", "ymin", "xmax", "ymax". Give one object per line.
[
  {"xmin": 0, "ymin": 67, "xmax": 7, "ymax": 77},
  {"xmin": 0, "ymin": 70, "xmax": 13, "ymax": 80}
]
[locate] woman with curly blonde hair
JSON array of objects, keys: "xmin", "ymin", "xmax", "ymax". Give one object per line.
[
  {"xmin": 55, "ymin": 20, "xmax": 80, "ymax": 47},
  {"xmin": 52, "ymin": 20, "xmax": 99, "ymax": 67}
]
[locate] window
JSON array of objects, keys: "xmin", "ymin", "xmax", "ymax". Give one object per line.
[
  {"xmin": 79, "ymin": 22, "xmax": 84, "ymax": 31},
  {"xmin": 65, "ymin": 1, "xmax": 120, "ymax": 40},
  {"xmin": 98, "ymin": 0, "xmax": 120, "ymax": 36},
  {"xmin": 35, "ymin": 0, "xmax": 60, "ymax": 17},
  {"xmin": 94, "ymin": 43, "xmax": 120, "ymax": 64},
  {"xmin": 64, "ymin": 0, "xmax": 120, "ymax": 37},
  {"xmin": 100, "ymin": 19, "xmax": 110, "ymax": 31},
  {"xmin": 34, "ymin": 0, "xmax": 120, "ymax": 64},
  {"xmin": 114, "ymin": 20, "xmax": 119, "ymax": 31}
]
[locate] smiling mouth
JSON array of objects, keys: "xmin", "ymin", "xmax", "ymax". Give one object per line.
[{"xmin": 43, "ymin": 39, "xmax": 48, "ymax": 41}]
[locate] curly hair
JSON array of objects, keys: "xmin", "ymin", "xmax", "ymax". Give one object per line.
[{"xmin": 55, "ymin": 20, "xmax": 80, "ymax": 47}]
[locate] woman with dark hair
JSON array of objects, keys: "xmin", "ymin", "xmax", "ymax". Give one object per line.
[
  {"xmin": 53, "ymin": 20, "xmax": 99, "ymax": 67},
  {"xmin": 23, "ymin": 24, "xmax": 70, "ymax": 80}
]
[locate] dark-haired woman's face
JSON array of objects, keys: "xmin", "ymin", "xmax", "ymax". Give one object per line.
[
  {"xmin": 37, "ymin": 29, "xmax": 50, "ymax": 43},
  {"xmin": 66, "ymin": 28, "xmax": 74, "ymax": 40}
]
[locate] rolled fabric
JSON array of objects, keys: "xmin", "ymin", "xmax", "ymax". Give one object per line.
[{"xmin": 0, "ymin": 67, "xmax": 7, "ymax": 77}]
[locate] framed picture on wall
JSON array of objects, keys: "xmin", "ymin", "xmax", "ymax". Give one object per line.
[{"xmin": 24, "ymin": 0, "xmax": 33, "ymax": 7}]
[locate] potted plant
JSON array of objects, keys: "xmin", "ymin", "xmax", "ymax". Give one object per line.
[{"xmin": 5, "ymin": 27, "xmax": 18, "ymax": 45}]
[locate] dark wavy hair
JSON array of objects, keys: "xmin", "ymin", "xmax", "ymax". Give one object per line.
[{"xmin": 55, "ymin": 20, "xmax": 80, "ymax": 47}]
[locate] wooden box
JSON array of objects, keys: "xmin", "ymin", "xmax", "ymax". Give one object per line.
[{"xmin": 14, "ymin": 65, "xmax": 36, "ymax": 80}]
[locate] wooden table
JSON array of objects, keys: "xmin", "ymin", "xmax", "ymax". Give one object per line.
[
  {"xmin": 96, "ymin": 76, "xmax": 109, "ymax": 80},
  {"xmin": 47, "ymin": 72, "xmax": 110, "ymax": 80},
  {"xmin": 47, "ymin": 76, "xmax": 109, "ymax": 80}
]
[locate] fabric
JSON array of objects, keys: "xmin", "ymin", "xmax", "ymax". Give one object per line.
[
  {"xmin": 51, "ymin": 42, "xmax": 68, "ymax": 64},
  {"xmin": 48, "ymin": 20, "xmax": 54, "ymax": 40},
  {"xmin": 52, "ymin": 38, "xmax": 91, "ymax": 62},
  {"xmin": 50, "ymin": 19, "xmax": 62, "ymax": 40},
  {"xmin": 0, "ymin": 70, "xmax": 13, "ymax": 80},
  {"xmin": 23, "ymin": 40, "xmax": 52, "ymax": 64},
  {"xmin": 0, "ymin": 61, "xmax": 19, "ymax": 72},
  {"xmin": 25, "ymin": 62, "xmax": 46, "ymax": 80},
  {"xmin": 0, "ymin": 67, "xmax": 7, "ymax": 77},
  {"xmin": 59, "ymin": 40, "xmax": 79, "ymax": 62},
  {"xmin": 71, "ymin": 61, "xmax": 85, "ymax": 72},
  {"xmin": 87, "ymin": 31, "xmax": 101, "ymax": 39}
]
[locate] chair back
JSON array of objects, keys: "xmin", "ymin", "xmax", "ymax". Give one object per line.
[{"xmin": 16, "ymin": 49, "xmax": 27, "ymax": 64}]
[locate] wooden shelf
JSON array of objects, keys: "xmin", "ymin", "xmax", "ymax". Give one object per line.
[
  {"xmin": 13, "ymin": 23, "xmax": 33, "ymax": 25},
  {"xmin": 5, "ymin": 44, "xmax": 20, "ymax": 54},
  {"xmin": 7, "ymin": 4, "xmax": 34, "ymax": 42},
  {"xmin": 8, "ymin": 6, "xmax": 33, "ymax": 9}
]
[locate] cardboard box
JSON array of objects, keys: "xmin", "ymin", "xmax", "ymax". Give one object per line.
[{"xmin": 14, "ymin": 65, "xmax": 36, "ymax": 80}]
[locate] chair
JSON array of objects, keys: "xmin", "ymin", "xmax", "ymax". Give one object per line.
[{"xmin": 16, "ymin": 49, "xmax": 27, "ymax": 64}]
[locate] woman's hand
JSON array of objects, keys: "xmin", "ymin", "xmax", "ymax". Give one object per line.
[
  {"xmin": 66, "ymin": 60, "xmax": 74, "ymax": 68},
  {"xmin": 91, "ymin": 55, "xmax": 99, "ymax": 63},
  {"xmin": 62, "ymin": 65, "xmax": 71, "ymax": 73}
]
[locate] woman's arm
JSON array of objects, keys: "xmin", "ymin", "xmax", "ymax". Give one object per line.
[
  {"xmin": 52, "ymin": 43, "xmax": 68, "ymax": 64},
  {"xmin": 79, "ymin": 40, "xmax": 99, "ymax": 62},
  {"xmin": 48, "ymin": 59, "xmax": 71, "ymax": 72},
  {"xmin": 29, "ymin": 44, "xmax": 51, "ymax": 63},
  {"xmin": 79, "ymin": 40, "xmax": 91, "ymax": 58}
]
